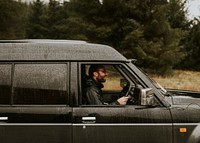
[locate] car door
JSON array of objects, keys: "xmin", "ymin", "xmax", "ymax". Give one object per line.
[
  {"xmin": 73, "ymin": 106, "xmax": 172, "ymax": 143},
  {"xmin": 0, "ymin": 63, "xmax": 72, "ymax": 143},
  {"xmin": 72, "ymin": 63, "xmax": 173, "ymax": 143}
]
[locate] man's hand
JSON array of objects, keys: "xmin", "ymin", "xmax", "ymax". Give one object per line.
[{"xmin": 117, "ymin": 96, "xmax": 129, "ymax": 105}]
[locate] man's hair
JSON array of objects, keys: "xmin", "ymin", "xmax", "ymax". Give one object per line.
[{"xmin": 89, "ymin": 65, "xmax": 105, "ymax": 77}]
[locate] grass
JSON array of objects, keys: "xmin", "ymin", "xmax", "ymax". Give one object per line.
[
  {"xmin": 101, "ymin": 70, "xmax": 200, "ymax": 92},
  {"xmin": 150, "ymin": 70, "xmax": 200, "ymax": 92}
]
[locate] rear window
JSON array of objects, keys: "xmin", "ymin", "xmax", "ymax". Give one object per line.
[
  {"xmin": 0, "ymin": 63, "xmax": 69, "ymax": 105},
  {"xmin": 13, "ymin": 64, "xmax": 68, "ymax": 105}
]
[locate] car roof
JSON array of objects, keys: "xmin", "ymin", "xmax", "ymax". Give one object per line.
[{"xmin": 0, "ymin": 39, "xmax": 128, "ymax": 62}]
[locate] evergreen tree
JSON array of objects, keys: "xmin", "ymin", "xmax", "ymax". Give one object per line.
[
  {"xmin": 17, "ymin": 0, "xmax": 192, "ymax": 75},
  {"xmin": 0, "ymin": 0, "xmax": 27, "ymax": 39},
  {"xmin": 47, "ymin": 0, "xmax": 70, "ymax": 39},
  {"xmin": 67, "ymin": 0, "xmax": 187, "ymax": 75},
  {"xmin": 120, "ymin": 0, "xmax": 184, "ymax": 75},
  {"xmin": 168, "ymin": 0, "xmax": 189, "ymax": 30},
  {"xmin": 58, "ymin": 1, "xmax": 87, "ymax": 40},
  {"xmin": 26, "ymin": 0, "xmax": 48, "ymax": 39},
  {"xmin": 181, "ymin": 19, "xmax": 200, "ymax": 71},
  {"xmin": 63, "ymin": 0, "xmax": 102, "ymax": 41}
]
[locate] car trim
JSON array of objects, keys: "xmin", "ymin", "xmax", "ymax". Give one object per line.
[
  {"xmin": 0, "ymin": 123, "xmax": 72, "ymax": 126},
  {"xmin": 73, "ymin": 123, "xmax": 199, "ymax": 126}
]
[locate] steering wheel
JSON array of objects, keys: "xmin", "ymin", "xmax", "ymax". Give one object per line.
[
  {"xmin": 119, "ymin": 84, "xmax": 131, "ymax": 97},
  {"xmin": 119, "ymin": 84, "xmax": 135, "ymax": 104},
  {"xmin": 119, "ymin": 84, "xmax": 140, "ymax": 105}
]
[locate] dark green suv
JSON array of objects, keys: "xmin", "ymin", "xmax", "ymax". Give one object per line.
[{"xmin": 0, "ymin": 40, "xmax": 200, "ymax": 143}]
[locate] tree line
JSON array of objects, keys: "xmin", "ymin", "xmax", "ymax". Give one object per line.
[{"xmin": 0, "ymin": 0, "xmax": 200, "ymax": 75}]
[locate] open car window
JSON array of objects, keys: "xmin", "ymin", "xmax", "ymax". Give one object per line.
[{"xmin": 81, "ymin": 64, "xmax": 132, "ymax": 105}]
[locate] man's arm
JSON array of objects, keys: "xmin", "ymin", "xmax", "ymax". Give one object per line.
[
  {"xmin": 85, "ymin": 86, "xmax": 129, "ymax": 105},
  {"xmin": 85, "ymin": 87, "xmax": 104, "ymax": 105}
]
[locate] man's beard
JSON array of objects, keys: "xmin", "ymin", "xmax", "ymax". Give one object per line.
[{"xmin": 97, "ymin": 75, "xmax": 106, "ymax": 83}]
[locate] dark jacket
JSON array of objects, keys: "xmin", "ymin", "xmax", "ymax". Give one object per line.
[{"xmin": 82, "ymin": 77, "xmax": 119, "ymax": 105}]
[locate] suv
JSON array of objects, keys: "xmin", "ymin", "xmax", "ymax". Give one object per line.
[{"xmin": 0, "ymin": 39, "xmax": 200, "ymax": 143}]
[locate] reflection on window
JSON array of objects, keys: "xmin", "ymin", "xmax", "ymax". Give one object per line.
[
  {"xmin": 0, "ymin": 65, "xmax": 11, "ymax": 104},
  {"xmin": 13, "ymin": 64, "xmax": 68, "ymax": 105}
]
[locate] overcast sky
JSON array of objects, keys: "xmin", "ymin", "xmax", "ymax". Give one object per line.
[
  {"xmin": 21, "ymin": 0, "xmax": 200, "ymax": 20},
  {"xmin": 186, "ymin": 0, "xmax": 200, "ymax": 19}
]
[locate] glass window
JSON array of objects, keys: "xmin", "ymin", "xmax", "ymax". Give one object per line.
[
  {"xmin": 81, "ymin": 64, "xmax": 160, "ymax": 107},
  {"xmin": 13, "ymin": 64, "xmax": 68, "ymax": 105},
  {"xmin": 0, "ymin": 64, "xmax": 11, "ymax": 104},
  {"xmin": 81, "ymin": 64, "xmax": 130, "ymax": 104}
]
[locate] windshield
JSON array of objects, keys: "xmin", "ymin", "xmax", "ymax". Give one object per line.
[
  {"xmin": 150, "ymin": 78, "xmax": 167, "ymax": 94},
  {"xmin": 134, "ymin": 65, "xmax": 168, "ymax": 95}
]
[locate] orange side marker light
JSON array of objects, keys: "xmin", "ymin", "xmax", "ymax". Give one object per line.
[{"xmin": 179, "ymin": 128, "xmax": 187, "ymax": 133}]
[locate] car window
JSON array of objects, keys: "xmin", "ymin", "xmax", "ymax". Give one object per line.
[
  {"xmin": 81, "ymin": 64, "xmax": 131, "ymax": 104},
  {"xmin": 0, "ymin": 64, "xmax": 11, "ymax": 104},
  {"xmin": 81, "ymin": 63, "xmax": 161, "ymax": 107},
  {"xmin": 13, "ymin": 64, "xmax": 68, "ymax": 105},
  {"xmin": 102, "ymin": 65, "xmax": 125, "ymax": 91}
]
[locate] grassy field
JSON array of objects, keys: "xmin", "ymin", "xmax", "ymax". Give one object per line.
[
  {"xmin": 150, "ymin": 70, "xmax": 200, "ymax": 92},
  {"xmin": 103, "ymin": 70, "xmax": 200, "ymax": 92}
]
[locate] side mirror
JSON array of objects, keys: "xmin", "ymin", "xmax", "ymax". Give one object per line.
[{"xmin": 140, "ymin": 88, "xmax": 154, "ymax": 105}]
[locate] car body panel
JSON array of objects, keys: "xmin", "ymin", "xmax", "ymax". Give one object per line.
[
  {"xmin": 0, "ymin": 40, "xmax": 127, "ymax": 62},
  {"xmin": 0, "ymin": 106, "xmax": 72, "ymax": 143},
  {"xmin": 72, "ymin": 106, "xmax": 172, "ymax": 143},
  {"xmin": 0, "ymin": 40, "xmax": 200, "ymax": 143}
]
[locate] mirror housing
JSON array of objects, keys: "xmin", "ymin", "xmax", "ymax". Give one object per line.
[{"xmin": 140, "ymin": 88, "xmax": 154, "ymax": 105}]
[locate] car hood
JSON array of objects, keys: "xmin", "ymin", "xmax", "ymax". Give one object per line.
[{"xmin": 164, "ymin": 89, "xmax": 200, "ymax": 106}]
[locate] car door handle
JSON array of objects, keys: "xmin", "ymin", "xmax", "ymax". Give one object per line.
[
  {"xmin": 82, "ymin": 117, "xmax": 96, "ymax": 123},
  {"xmin": 0, "ymin": 117, "xmax": 8, "ymax": 121}
]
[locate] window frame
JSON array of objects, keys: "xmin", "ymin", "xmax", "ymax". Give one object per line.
[
  {"xmin": 0, "ymin": 62, "xmax": 70, "ymax": 106},
  {"xmin": 78, "ymin": 62, "xmax": 143, "ymax": 106}
]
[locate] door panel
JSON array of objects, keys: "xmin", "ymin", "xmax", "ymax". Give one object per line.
[
  {"xmin": 0, "ymin": 63, "xmax": 72, "ymax": 143},
  {"xmin": 73, "ymin": 106, "xmax": 172, "ymax": 143},
  {"xmin": 76, "ymin": 63, "xmax": 172, "ymax": 143},
  {"xmin": 0, "ymin": 124, "xmax": 70, "ymax": 143},
  {"xmin": 0, "ymin": 106, "xmax": 72, "ymax": 143}
]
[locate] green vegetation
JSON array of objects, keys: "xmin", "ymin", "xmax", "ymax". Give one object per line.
[
  {"xmin": 1, "ymin": 0, "xmax": 200, "ymax": 76},
  {"xmin": 150, "ymin": 70, "xmax": 200, "ymax": 92}
]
